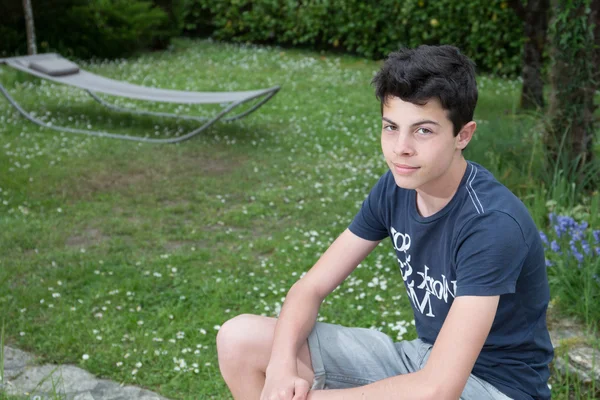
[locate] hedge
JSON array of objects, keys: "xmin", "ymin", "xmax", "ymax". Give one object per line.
[
  {"xmin": 184, "ymin": 0, "xmax": 524, "ymax": 75},
  {"xmin": 2, "ymin": 0, "xmax": 524, "ymax": 75},
  {"xmin": 0, "ymin": 0, "xmax": 171, "ymax": 59}
]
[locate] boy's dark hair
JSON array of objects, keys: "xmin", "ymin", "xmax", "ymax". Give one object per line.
[{"xmin": 372, "ymin": 45, "xmax": 478, "ymax": 136}]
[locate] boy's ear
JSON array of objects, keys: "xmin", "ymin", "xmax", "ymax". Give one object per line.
[{"xmin": 456, "ymin": 121, "xmax": 476, "ymax": 150}]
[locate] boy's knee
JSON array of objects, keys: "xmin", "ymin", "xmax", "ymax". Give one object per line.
[{"xmin": 216, "ymin": 314, "xmax": 260, "ymax": 357}]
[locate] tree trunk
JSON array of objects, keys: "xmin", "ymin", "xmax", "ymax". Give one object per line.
[
  {"xmin": 23, "ymin": 0, "xmax": 37, "ymax": 55},
  {"xmin": 546, "ymin": 0, "xmax": 597, "ymax": 180},
  {"xmin": 591, "ymin": 0, "xmax": 600, "ymax": 115},
  {"xmin": 508, "ymin": 0, "xmax": 549, "ymax": 110}
]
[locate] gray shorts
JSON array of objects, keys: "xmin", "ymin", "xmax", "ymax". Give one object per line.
[{"xmin": 307, "ymin": 322, "xmax": 512, "ymax": 400}]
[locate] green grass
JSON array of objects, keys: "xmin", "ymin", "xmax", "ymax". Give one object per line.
[{"xmin": 0, "ymin": 38, "xmax": 598, "ymax": 399}]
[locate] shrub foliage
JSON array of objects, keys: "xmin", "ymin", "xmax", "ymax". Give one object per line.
[
  {"xmin": 0, "ymin": 0, "xmax": 170, "ymax": 59},
  {"xmin": 184, "ymin": 0, "xmax": 524, "ymax": 75},
  {"xmin": 3, "ymin": 0, "xmax": 523, "ymax": 73}
]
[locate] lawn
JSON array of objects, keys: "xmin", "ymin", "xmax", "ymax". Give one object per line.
[{"xmin": 0, "ymin": 38, "xmax": 598, "ymax": 399}]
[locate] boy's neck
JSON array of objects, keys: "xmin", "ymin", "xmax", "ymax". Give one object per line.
[{"xmin": 415, "ymin": 157, "xmax": 468, "ymax": 218}]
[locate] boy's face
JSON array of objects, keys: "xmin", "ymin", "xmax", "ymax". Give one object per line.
[{"xmin": 381, "ymin": 96, "xmax": 471, "ymax": 192}]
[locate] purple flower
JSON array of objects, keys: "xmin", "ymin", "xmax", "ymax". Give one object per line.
[
  {"xmin": 581, "ymin": 239, "xmax": 591, "ymax": 255},
  {"xmin": 539, "ymin": 231, "xmax": 549, "ymax": 245},
  {"xmin": 554, "ymin": 225, "xmax": 563, "ymax": 238},
  {"xmin": 593, "ymin": 230, "xmax": 600, "ymax": 244},
  {"xmin": 554, "ymin": 216, "xmax": 579, "ymax": 240},
  {"xmin": 557, "ymin": 215, "xmax": 576, "ymax": 229},
  {"xmin": 570, "ymin": 227, "xmax": 584, "ymax": 242},
  {"xmin": 550, "ymin": 240, "xmax": 561, "ymax": 253},
  {"xmin": 545, "ymin": 258, "xmax": 553, "ymax": 267},
  {"xmin": 596, "ymin": 247, "xmax": 600, "ymax": 256},
  {"xmin": 570, "ymin": 242, "xmax": 584, "ymax": 264}
]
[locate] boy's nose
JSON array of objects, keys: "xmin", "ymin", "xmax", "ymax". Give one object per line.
[{"xmin": 393, "ymin": 134, "xmax": 416, "ymax": 156}]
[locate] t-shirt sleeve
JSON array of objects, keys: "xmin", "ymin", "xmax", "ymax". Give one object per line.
[
  {"xmin": 348, "ymin": 173, "xmax": 390, "ymax": 241},
  {"xmin": 454, "ymin": 211, "xmax": 529, "ymax": 296}
]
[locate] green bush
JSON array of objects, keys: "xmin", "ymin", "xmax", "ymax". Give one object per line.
[
  {"xmin": 1, "ymin": 0, "xmax": 524, "ymax": 71},
  {"xmin": 183, "ymin": 0, "xmax": 523, "ymax": 75},
  {"xmin": 67, "ymin": 0, "xmax": 170, "ymax": 58},
  {"xmin": 0, "ymin": 0, "xmax": 172, "ymax": 59},
  {"xmin": 151, "ymin": 0, "xmax": 188, "ymax": 49}
]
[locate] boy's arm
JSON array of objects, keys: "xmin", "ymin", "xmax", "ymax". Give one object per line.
[
  {"xmin": 262, "ymin": 229, "xmax": 381, "ymax": 399},
  {"xmin": 308, "ymin": 295, "xmax": 500, "ymax": 400}
]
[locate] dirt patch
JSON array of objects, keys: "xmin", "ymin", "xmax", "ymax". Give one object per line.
[
  {"xmin": 163, "ymin": 240, "xmax": 209, "ymax": 251},
  {"xmin": 60, "ymin": 149, "xmax": 248, "ymax": 200},
  {"xmin": 177, "ymin": 149, "xmax": 248, "ymax": 177},
  {"xmin": 162, "ymin": 199, "xmax": 191, "ymax": 207},
  {"xmin": 66, "ymin": 228, "xmax": 108, "ymax": 248},
  {"xmin": 126, "ymin": 216, "xmax": 143, "ymax": 225},
  {"xmin": 72, "ymin": 168, "xmax": 156, "ymax": 198}
]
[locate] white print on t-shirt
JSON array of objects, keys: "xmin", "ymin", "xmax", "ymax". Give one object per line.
[{"xmin": 391, "ymin": 227, "xmax": 457, "ymax": 318}]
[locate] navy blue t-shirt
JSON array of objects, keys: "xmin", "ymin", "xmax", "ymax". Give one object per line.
[{"xmin": 349, "ymin": 161, "xmax": 554, "ymax": 400}]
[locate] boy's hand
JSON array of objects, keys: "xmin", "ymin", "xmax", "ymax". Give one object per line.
[{"xmin": 261, "ymin": 371, "xmax": 311, "ymax": 400}]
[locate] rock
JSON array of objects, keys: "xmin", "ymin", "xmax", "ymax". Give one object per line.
[
  {"xmin": 2, "ymin": 345, "xmax": 35, "ymax": 380},
  {"xmin": 8, "ymin": 364, "xmax": 98, "ymax": 394},
  {"xmin": 548, "ymin": 315, "xmax": 600, "ymax": 386},
  {"xmin": 72, "ymin": 393, "xmax": 96, "ymax": 400},
  {"xmin": 89, "ymin": 380, "xmax": 141, "ymax": 400},
  {"xmin": 1, "ymin": 346, "xmax": 169, "ymax": 400}
]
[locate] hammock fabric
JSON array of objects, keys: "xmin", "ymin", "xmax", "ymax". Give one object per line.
[{"xmin": 0, "ymin": 53, "xmax": 280, "ymax": 143}]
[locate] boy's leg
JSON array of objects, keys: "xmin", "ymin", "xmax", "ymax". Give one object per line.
[{"xmin": 216, "ymin": 314, "xmax": 315, "ymax": 400}]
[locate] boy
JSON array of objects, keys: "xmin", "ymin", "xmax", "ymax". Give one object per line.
[{"xmin": 217, "ymin": 45, "xmax": 554, "ymax": 400}]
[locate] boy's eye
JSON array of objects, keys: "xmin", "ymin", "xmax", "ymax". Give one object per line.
[
  {"xmin": 383, "ymin": 125, "xmax": 397, "ymax": 131},
  {"xmin": 416, "ymin": 127, "xmax": 432, "ymax": 135}
]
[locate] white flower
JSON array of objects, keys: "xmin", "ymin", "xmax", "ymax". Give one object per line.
[
  {"xmin": 82, "ymin": 354, "xmax": 89, "ymax": 360},
  {"xmin": 135, "ymin": 362, "xmax": 142, "ymax": 368}
]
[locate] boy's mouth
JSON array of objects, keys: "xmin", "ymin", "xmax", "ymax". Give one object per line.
[{"xmin": 393, "ymin": 163, "xmax": 420, "ymax": 175}]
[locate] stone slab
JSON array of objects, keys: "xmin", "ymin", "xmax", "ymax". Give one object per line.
[
  {"xmin": 9, "ymin": 364, "xmax": 98, "ymax": 394},
  {"xmin": 1, "ymin": 348, "xmax": 169, "ymax": 400},
  {"xmin": 3, "ymin": 345, "xmax": 35, "ymax": 380}
]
